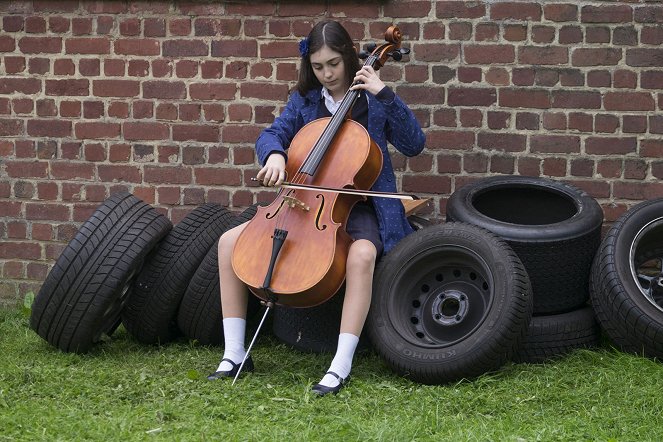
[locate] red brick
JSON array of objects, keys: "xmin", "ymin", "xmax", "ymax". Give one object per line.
[
  {"xmin": 65, "ymin": 37, "xmax": 110, "ymax": 54},
  {"xmin": 75, "ymin": 122, "xmax": 121, "ymax": 139},
  {"xmin": 4, "ymin": 56, "xmax": 26, "ymax": 74},
  {"xmin": 144, "ymin": 166, "xmax": 192, "ymax": 184},
  {"xmin": 402, "ymin": 175, "xmax": 451, "ymax": 194},
  {"xmin": 518, "ymin": 46, "xmax": 568, "ymax": 65},
  {"xmin": 477, "ymin": 132, "xmax": 526, "ymax": 152},
  {"xmin": 7, "ymin": 221, "xmax": 28, "ymax": 239},
  {"xmin": 604, "ymin": 92, "xmax": 655, "ymax": 111},
  {"xmin": 126, "ymin": 59, "xmax": 149, "ymax": 77},
  {"xmin": 464, "ymin": 44, "xmax": 514, "ymax": 64},
  {"xmin": 45, "ymin": 79, "xmax": 89, "ymax": 96},
  {"xmin": 586, "ymin": 137, "xmax": 637, "ymax": 155},
  {"xmin": 532, "ymin": 26, "xmax": 555, "ymax": 44},
  {"xmin": 572, "ymin": 48, "xmax": 622, "ymax": 66},
  {"xmin": 93, "ymin": 80, "xmax": 140, "ymax": 97},
  {"xmin": 626, "ymin": 48, "xmax": 663, "ymax": 67},
  {"xmin": 27, "ymin": 119, "xmax": 71, "ymax": 137},
  {"xmin": 613, "ymin": 182, "xmax": 663, "ymax": 201},
  {"xmin": 413, "ymin": 43, "xmax": 459, "ymax": 62},
  {"xmin": 531, "ymin": 135, "xmax": 581, "ymax": 153},
  {"xmin": 221, "ymin": 125, "xmax": 263, "ymax": 143},
  {"xmin": 545, "ymin": 4, "xmax": 578, "ymax": 22},
  {"xmin": 167, "ymin": 18, "xmax": 189, "ymax": 36},
  {"xmin": 194, "ymin": 167, "xmax": 241, "ymax": 186},
  {"xmin": 189, "ymin": 83, "xmax": 236, "ymax": 101},
  {"xmin": 172, "ymin": 124, "xmax": 219, "ymax": 142},
  {"xmin": 97, "ymin": 165, "xmax": 141, "ymax": 183},
  {"xmin": 49, "ymin": 162, "xmax": 94, "ymax": 180},
  {"xmin": 448, "ymin": 87, "xmax": 496, "ymax": 107},
  {"xmin": 0, "ymin": 78, "xmax": 41, "ymax": 94},
  {"xmin": 123, "ymin": 122, "xmax": 169, "ymax": 141},
  {"xmin": 552, "ymin": 90, "xmax": 601, "ymax": 109},
  {"xmin": 642, "ymin": 139, "xmax": 663, "ymax": 157},
  {"xmin": 581, "ymin": 5, "xmax": 633, "ymax": 23},
  {"xmin": 114, "ymin": 39, "xmax": 160, "ymax": 55},
  {"xmin": 0, "ymin": 35, "xmax": 16, "ymax": 52},
  {"xmin": 194, "ymin": 18, "xmax": 241, "ymax": 36},
  {"xmin": 436, "ymin": 1, "xmax": 485, "ymax": 19},
  {"xmin": 211, "ymin": 40, "xmax": 258, "ymax": 57},
  {"xmin": 108, "ymin": 102, "xmax": 129, "ymax": 118},
  {"xmin": 132, "ymin": 101, "xmax": 153, "ymax": 119},
  {"xmin": 156, "ymin": 103, "xmax": 178, "ymax": 120},
  {"xmin": 426, "ymin": 130, "xmax": 474, "ymax": 151},
  {"xmin": 542, "ymin": 157, "xmax": 567, "ymax": 177},
  {"xmin": 240, "ymin": 83, "xmax": 288, "ymax": 101},
  {"xmin": 37, "ymin": 181, "xmax": 58, "ymax": 200},
  {"xmin": 0, "ymin": 119, "xmax": 23, "ymax": 136},
  {"xmin": 143, "ymin": 81, "xmax": 186, "ymax": 99},
  {"xmin": 163, "ymin": 39, "xmax": 208, "ymax": 57},
  {"xmin": 0, "ymin": 242, "xmax": 41, "ymax": 259},
  {"xmin": 25, "ymin": 203, "xmax": 69, "ymax": 221},
  {"xmin": 3, "ymin": 16, "xmax": 24, "ymax": 32},
  {"xmin": 491, "ymin": 2, "xmax": 542, "ymax": 21},
  {"xmin": 18, "ymin": 36, "xmax": 62, "ymax": 53},
  {"xmin": 499, "ymin": 88, "xmax": 550, "ymax": 109}
]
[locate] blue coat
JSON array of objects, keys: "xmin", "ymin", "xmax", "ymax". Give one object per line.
[{"xmin": 255, "ymin": 88, "xmax": 426, "ymax": 254}]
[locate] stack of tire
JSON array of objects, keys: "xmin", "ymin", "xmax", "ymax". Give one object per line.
[
  {"xmin": 446, "ymin": 176, "xmax": 604, "ymax": 363},
  {"xmin": 30, "ymin": 192, "xmax": 260, "ymax": 353}
]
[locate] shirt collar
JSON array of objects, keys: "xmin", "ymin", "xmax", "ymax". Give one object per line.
[{"xmin": 321, "ymin": 87, "xmax": 342, "ymax": 115}]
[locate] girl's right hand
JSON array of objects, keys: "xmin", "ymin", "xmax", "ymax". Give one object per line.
[{"xmin": 256, "ymin": 153, "xmax": 286, "ymax": 187}]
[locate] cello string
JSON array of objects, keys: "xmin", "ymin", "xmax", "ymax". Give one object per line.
[{"xmin": 273, "ymin": 53, "xmax": 378, "ymax": 232}]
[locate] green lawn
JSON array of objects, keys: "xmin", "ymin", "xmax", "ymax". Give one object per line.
[{"xmin": 1, "ymin": 307, "xmax": 662, "ymax": 441}]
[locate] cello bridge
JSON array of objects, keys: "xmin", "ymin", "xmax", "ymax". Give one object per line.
[{"xmin": 283, "ymin": 195, "xmax": 309, "ymax": 212}]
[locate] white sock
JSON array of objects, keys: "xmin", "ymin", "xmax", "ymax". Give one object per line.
[
  {"xmin": 216, "ymin": 317, "xmax": 246, "ymax": 372},
  {"xmin": 318, "ymin": 333, "xmax": 359, "ymax": 388}
]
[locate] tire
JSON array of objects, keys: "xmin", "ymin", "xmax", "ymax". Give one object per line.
[
  {"xmin": 177, "ymin": 205, "xmax": 261, "ymax": 345},
  {"xmin": 29, "ymin": 192, "xmax": 172, "ymax": 353},
  {"xmin": 122, "ymin": 204, "xmax": 234, "ymax": 345},
  {"xmin": 366, "ymin": 223, "xmax": 533, "ymax": 384},
  {"xmin": 513, "ymin": 306, "xmax": 600, "ymax": 363},
  {"xmin": 590, "ymin": 198, "xmax": 663, "ymax": 358},
  {"xmin": 446, "ymin": 175, "xmax": 603, "ymax": 315},
  {"xmin": 271, "ymin": 214, "xmax": 431, "ymax": 354}
]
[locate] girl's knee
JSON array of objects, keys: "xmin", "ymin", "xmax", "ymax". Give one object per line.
[{"xmin": 348, "ymin": 240, "xmax": 377, "ymax": 269}]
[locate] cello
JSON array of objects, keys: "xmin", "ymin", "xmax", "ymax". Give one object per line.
[{"xmin": 232, "ymin": 26, "xmax": 411, "ymax": 309}]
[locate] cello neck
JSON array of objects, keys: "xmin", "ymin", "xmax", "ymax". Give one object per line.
[{"xmin": 299, "ymin": 54, "xmax": 380, "ymax": 177}]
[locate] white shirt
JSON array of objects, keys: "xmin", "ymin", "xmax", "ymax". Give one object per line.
[{"xmin": 321, "ymin": 87, "xmax": 343, "ymax": 115}]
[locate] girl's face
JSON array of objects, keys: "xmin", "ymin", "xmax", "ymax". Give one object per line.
[{"xmin": 309, "ymin": 45, "xmax": 348, "ymax": 99}]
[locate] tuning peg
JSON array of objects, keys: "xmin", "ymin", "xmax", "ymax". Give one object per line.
[
  {"xmin": 358, "ymin": 51, "xmax": 370, "ymax": 60},
  {"xmin": 390, "ymin": 51, "xmax": 402, "ymax": 61},
  {"xmin": 364, "ymin": 43, "xmax": 377, "ymax": 53},
  {"xmin": 399, "ymin": 48, "xmax": 410, "ymax": 55}
]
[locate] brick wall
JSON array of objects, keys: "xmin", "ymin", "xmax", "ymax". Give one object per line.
[{"xmin": 1, "ymin": 0, "xmax": 662, "ymax": 304}]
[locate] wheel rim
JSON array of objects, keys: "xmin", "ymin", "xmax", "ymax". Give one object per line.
[
  {"xmin": 388, "ymin": 245, "xmax": 494, "ymax": 348},
  {"xmin": 629, "ymin": 216, "xmax": 663, "ymax": 313}
]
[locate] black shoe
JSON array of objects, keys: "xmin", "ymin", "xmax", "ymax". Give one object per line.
[
  {"xmin": 207, "ymin": 356, "xmax": 254, "ymax": 380},
  {"xmin": 311, "ymin": 371, "xmax": 349, "ymax": 396}
]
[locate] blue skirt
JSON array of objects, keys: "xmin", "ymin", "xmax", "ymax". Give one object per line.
[{"xmin": 345, "ymin": 201, "xmax": 383, "ymax": 257}]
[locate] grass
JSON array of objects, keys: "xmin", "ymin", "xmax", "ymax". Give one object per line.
[{"xmin": 1, "ymin": 307, "xmax": 663, "ymax": 441}]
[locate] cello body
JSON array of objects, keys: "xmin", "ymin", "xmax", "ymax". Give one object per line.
[{"xmin": 232, "ymin": 117, "xmax": 382, "ymax": 307}]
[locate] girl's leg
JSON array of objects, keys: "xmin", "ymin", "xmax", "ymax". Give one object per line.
[
  {"xmin": 214, "ymin": 223, "xmax": 250, "ymax": 373},
  {"xmin": 316, "ymin": 239, "xmax": 377, "ymax": 389}
]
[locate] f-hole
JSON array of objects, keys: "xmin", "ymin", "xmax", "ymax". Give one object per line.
[
  {"xmin": 266, "ymin": 189, "xmax": 293, "ymax": 219},
  {"xmin": 315, "ymin": 194, "xmax": 327, "ymax": 231}
]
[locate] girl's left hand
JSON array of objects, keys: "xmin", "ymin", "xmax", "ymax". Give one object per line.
[{"xmin": 351, "ymin": 66, "xmax": 385, "ymax": 95}]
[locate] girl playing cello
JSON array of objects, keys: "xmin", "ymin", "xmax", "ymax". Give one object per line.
[{"xmin": 208, "ymin": 20, "xmax": 425, "ymax": 396}]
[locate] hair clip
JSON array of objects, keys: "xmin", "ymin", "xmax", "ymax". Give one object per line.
[{"xmin": 299, "ymin": 37, "xmax": 309, "ymax": 58}]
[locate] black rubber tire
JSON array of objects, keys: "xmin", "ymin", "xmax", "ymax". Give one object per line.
[
  {"xmin": 446, "ymin": 175, "xmax": 603, "ymax": 315},
  {"xmin": 177, "ymin": 205, "xmax": 261, "ymax": 345},
  {"xmin": 367, "ymin": 223, "xmax": 533, "ymax": 385},
  {"xmin": 29, "ymin": 192, "xmax": 172, "ymax": 353},
  {"xmin": 590, "ymin": 198, "xmax": 663, "ymax": 358},
  {"xmin": 271, "ymin": 214, "xmax": 432, "ymax": 354},
  {"xmin": 513, "ymin": 306, "xmax": 600, "ymax": 363},
  {"xmin": 122, "ymin": 203, "xmax": 234, "ymax": 345}
]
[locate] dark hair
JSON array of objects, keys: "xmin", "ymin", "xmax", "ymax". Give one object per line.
[{"xmin": 296, "ymin": 20, "xmax": 361, "ymax": 96}]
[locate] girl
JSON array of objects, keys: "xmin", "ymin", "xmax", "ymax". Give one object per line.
[{"xmin": 208, "ymin": 20, "xmax": 425, "ymax": 396}]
